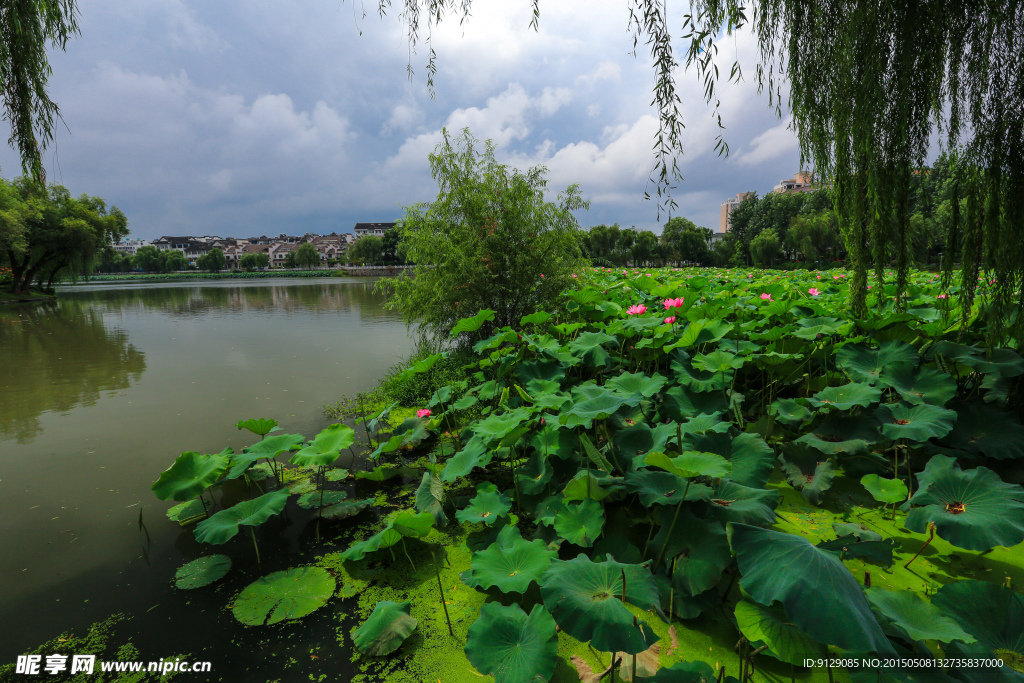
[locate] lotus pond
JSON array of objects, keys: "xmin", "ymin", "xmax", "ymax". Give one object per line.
[{"xmin": 19, "ymin": 267, "xmax": 1024, "ymax": 683}]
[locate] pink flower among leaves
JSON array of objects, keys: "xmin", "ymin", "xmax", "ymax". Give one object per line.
[
  {"xmin": 808, "ymin": 288, "xmax": 821, "ymax": 296},
  {"xmin": 662, "ymin": 297, "xmax": 685, "ymax": 310},
  {"xmin": 938, "ymin": 293, "xmax": 947, "ymax": 299},
  {"xmin": 627, "ymin": 304, "xmax": 647, "ymax": 315},
  {"xmin": 664, "ymin": 316, "xmax": 676, "ymax": 325},
  {"xmin": 760, "ymin": 292, "xmax": 772, "ymax": 301},
  {"xmin": 417, "ymin": 409, "xmax": 431, "ymax": 418}
]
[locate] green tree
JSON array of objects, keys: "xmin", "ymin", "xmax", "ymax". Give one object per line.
[
  {"xmin": 786, "ymin": 213, "xmax": 843, "ymax": 264},
  {"xmin": 750, "ymin": 228, "xmax": 782, "ymax": 267},
  {"xmin": 2, "ymin": 178, "xmax": 128, "ymax": 292},
  {"xmin": 380, "ymin": 127, "xmax": 588, "ymax": 341},
  {"xmin": 283, "ymin": 251, "xmax": 297, "ymax": 269},
  {"xmin": 660, "ymin": 216, "xmax": 696, "ymax": 265},
  {"xmin": 241, "ymin": 252, "xmax": 269, "ymax": 271},
  {"xmin": 381, "ymin": 228, "xmax": 405, "ymax": 264},
  {"xmin": 196, "ymin": 247, "xmax": 225, "ymax": 273},
  {"xmin": 161, "ymin": 249, "xmax": 188, "ymax": 273},
  {"xmin": 584, "ymin": 224, "xmax": 621, "ymax": 265},
  {"xmin": 349, "ymin": 236, "xmax": 384, "ymax": 265},
  {"xmin": 295, "ymin": 242, "xmax": 320, "ymax": 269},
  {"xmin": 631, "ymin": 230, "xmax": 658, "ymax": 267},
  {"xmin": 132, "ymin": 246, "xmax": 161, "ymax": 272}
]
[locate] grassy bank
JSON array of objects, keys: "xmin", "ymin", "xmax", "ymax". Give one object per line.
[{"xmin": 0, "ymin": 288, "xmax": 57, "ymax": 305}]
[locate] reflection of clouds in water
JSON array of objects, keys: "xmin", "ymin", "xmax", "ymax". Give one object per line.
[{"xmin": 0, "ymin": 302, "xmax": 147, "ymax": 444}]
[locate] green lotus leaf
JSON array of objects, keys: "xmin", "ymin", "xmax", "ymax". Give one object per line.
[
  {"xmin": 540, "ymin": 554, "xmax": 662, "ymax": 654},
  {"xmin": 678, "ymin": 412, "xmax": 731, "ymax": 438},
  {"xmin": 457, "ymin": 483, "xmax": 512, "ymax": 525},
  {"xmin": 320, "ymin": 498, "xmax": 373, "ymax": 520},
  {"xmin": 648, "ymin": 508, "xmax": 730, "ymax": 592},
  {"xmin": 232, "ymin": 567, "xmax": 334, "ymax": 626},
  {"xmin": 392, "ymin": 509, "xmax": 433, "ymax": 538},
  {"xmin": 516, "ymin": 451, "xmax": 554, "ymax": 496},
  {"xmin": 731, "ymin": 524, "xmax": 895, "ymax": 654},
  {"xmin": 816, "ymin": 534, "xmax": 896, "ymax": 568},
  {"xmin": 288, "ymin": 423, "xmax": 352, "ymax": 466},
  {"xmin": 769, "ymin": 398, "xmax": 813, "ymax": 426},
  {"xmin": 932, "ymin": 580, "xmax": 1024, "ymax": 660},
  {"xmin": 528, "ymin": 425, "xmax": 577, "ymax": 460},
  {"xmin": 692, "ymin": 349, "xmax": 745, "ymax": 373},
  {"xmin": 578, "ymin": 432, "xmax": 616, "ymax": 473},
  {"xmin": 943, "ymin": 400, "xmax": 1024, "ymax": 460},
  {"xmin": 297, "ymin": 490, "xmax": 347, "ymax": 509},
  {"xmin": 809, "ymin": 382, "xmax": 883, "ymax": 410},
  {"xmin": 624, "ymin": 470, "xmax": 712, "ymax": 506},
  {"xmin": 520, "ymin": 310, "xmax": 553, "ymax": 326},
  {"xmin": 465, "ymin": 603, "xmax": 558, "ymax": 683},
  {"xmin": 707, "ymin": 480, "xmax": 779, "ymax": 527},
  {"xmin": 876, "ymin": 402, "xmax": 957, "ymax": 442},
  {"xmin": 325, "ymin": 467, "xmax": 348, "ymax": 481},
  {"xmin": 227, "ymin": 433, "xmax": 305, "ymax": 479},
  {"xmin": 905, "ymin": 455, "xmax": 1024, "ymax": 551},
  {"xmin": 194, "ymin": 489, "xmax": 290, "ymax": 544},
  {"xmin": 640, "ymin": 661, "xmax": 723, "ymax": 683},
  {"xmin": 411, "ymin": 352, "xmax": 444, "ymax": 374},
  {"xmin": 340, "ymin": 510, "xmax": 432, "ymax": 562},
  {"xmin": 567, "ymin": 393, "xmax": 631, "ymax": 422},
  {"xmin": 427, "ymin": 384, "xmax": 453, "ymax": 408},
  {"xmin": 451, "ymin": 309, "xmax": 495, "ymax": 336},
  {"xmin": 795, "ymin": 413, "xmax": 879, "ymax": 455},
  {"xmin": 563, "ymin": 470, "xmax": 619, "ymax": 502},
  {"xmin": 414, "ymin": 470, "xmax": 447, "ymax": 526},
  {"xmin": 391, "ymin": 417, "xmax": 430, "ymax": 448},
  {"xmin": 727, "ymin": 432, "xmax": 775, "ymax": 489},
  {"xmin": 645, "ymin": 451, "xmax": 732, "ymax": 479},
  {"xmin": 606, "ymin": 371, "xmax": 668, "ymax": 398},
  {"xmin": 568, "ymin": 331, "xmax": 617, "ymax": 368},
  {"xmin": 878, "ymin": 364, "xmax": 956, "ymax": 406},
  {"xmin": 287, "ymin": 479, "xmax": 316, "ymax": 495},
  {"xmin": 614, "ymin": 422, "xmax": 655, "ymax": 458},
  {"xmin": 474, "ymin": 408, "xmax": 533, "ymax": 444},
  {"xmin": 452, "ymin": 394, "xmax": 479, "ymax": 411},
  {"xmin": 837, "ymin": 341, "xmax": 919, "ymax": 384},
  {"xmin": 661, "ymin": 385, "xmax": 729, "ymax": 422},
  {"xmin": 782, "ymin": 457, "xmax": 834, "ymax": 505},
  {"xmin": 866, "ymin": 588, "xmax": 976, "ymax": 644},
  {"xmin": 554, "ymin": 498, "xmax": 605, "ymax": 547},
  {"xmin": 972, "ymin": 348, "xmax": 1024, "ymax": 377},
  {"xmin": 441, "ymin": 437, "xmax": 492, "ymax": 482},
  {"xmin": 860, "ymin": 474, "xmax": 908, "ymax": 504},
  {"xmin": 153, "ymin": 450, "xmax": 231, "ymax": 501},
  {"xmin": 166, "ymin": 498, "xmax": 207, "ymax": 524},
  {"xmin": 236, "ymin": 417, "xmax": 279, "ymax": 436},
  {"xmin": 735, "ymin": 599, "xmax": 826, "ymax": 665},
  {"xmin": 353, "ymin": 601, "xmax": 417, "ymax": 655},
  {"xmin": 832, "ymin": 522, "xmax": 883, "ymax": 541},
  {"xmin": 467, "ymin": 524, "xmax": 557, "ymax": 594},
  {"xmin": 671, "ymin": 358, "xmax": 730, "ymax": 392},
  {"xmin": 354, "ymin": 464, "xmax": 404, "ymax": 481},
  {"xmin": 173, "ymin": 555, "xmax": 231, "ymax": 590}
]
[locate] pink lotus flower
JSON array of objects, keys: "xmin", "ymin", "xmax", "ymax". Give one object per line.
[
  {"xmin": 662, "ymin": 297, "xmax": 685, "ymax": 310},
  {"xmin": 808, "ymin": 288, "xmax": 821, "ymax": 296},
  {"xmin": 627, "ymin": 304, "xmax": 647, "ymax": 315},
  {"xmin": 840, "ymin": 274, "xmax": 846, "ymax": 278},
  {"xmin": 571, "ymin": 274, "xmax": 578, "ymax": 278},
  {"xmin": 760, "ymin": 293, "xmax": 772, "ymax": 301},
  {"xmin": 938, "ymin": 293, "xmax": 947, "ymax": 299},
  {"xmin": 816, "ymin": 275, "xmax": 822, "ymax": 279},
  {"xmin": 417, "ymin": 409, "xmax": 431, "ymax": 418},
  {"xmin": 867, "ymin": 285, "xmax": 872, "ymax": 289},
  {"xmin": 540, "ymin": 274, "xmax": 545, "ymax": 278},
  {"xmin": 664, "ymin": 316, "xmax": 676, "ymax": 325}
]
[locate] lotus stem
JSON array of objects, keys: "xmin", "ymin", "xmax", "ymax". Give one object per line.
[
  {"xmin": 668, "ymin": 556, "xmax": 677, "ymax": 618},
  {"xmin": 400, "ymin": 537, "xmax": 416, "ymax": 572},
  {"xmin": 654, "ymin": 479, "xmax": 692, "ymax": 570},
  {"xmin": 620, "ymin": 568, "xmax": 626, "ymax": 601},
  {"xmin": 904, "ymin": 522, "xmax": 935, "ymax": 569},
  {"xmin": 316, "ymin": 468, "xmax": 326, "ymax": 544},
  {"xmin": 250, "ymin": 526, "xmax": 261, "ymax": 566},
  {"xmin": 433, "ymin": 550, "xmax": 454, "ymax": 637}
]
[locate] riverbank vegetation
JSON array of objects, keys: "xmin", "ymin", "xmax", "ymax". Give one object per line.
[{"xmin": 157, "ymin": 264, "xmax": 1024, "ymax": 682}]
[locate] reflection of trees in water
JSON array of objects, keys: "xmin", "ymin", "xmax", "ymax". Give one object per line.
[
  {"xmin": 0, "ymin": 301, "xmax": 147, "ymax": 444},
  {"xmin": 84, "ymin": 281, "xmax": 397, "ymax": 319}
]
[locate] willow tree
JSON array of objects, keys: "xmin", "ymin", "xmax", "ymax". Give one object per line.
[
  {"xmin": 366, "ymin": 0, "xmax": 1023, "ymax": 342},
  {"xmin": 0, "ymin": 0, "xmax": 80, "ymax": 181}
]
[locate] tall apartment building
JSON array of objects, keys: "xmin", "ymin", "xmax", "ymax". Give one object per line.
[
  {"xmin": 773, "ymin": 171, "xmax": 817, "ymax": 194},
  {"xmin": 719, "ymin": 192, "xmax": 754, "ymax": 233}
]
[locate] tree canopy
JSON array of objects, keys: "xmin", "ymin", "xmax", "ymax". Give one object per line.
[
  {"xmin": 295, "ymin": 242, "xmax": 321, "ymax": 269},
  {"xmin": 380, "ymin": 127, "xmax": 588, "ymax": 341},
  {"xmin": 1, "ymin": 176, "xmax": 128, "ymax": 292}
]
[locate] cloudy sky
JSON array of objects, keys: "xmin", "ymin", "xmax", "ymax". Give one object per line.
[{"xmin": 0, "ymin": 0, "xmax": 806, "ymax": 240}]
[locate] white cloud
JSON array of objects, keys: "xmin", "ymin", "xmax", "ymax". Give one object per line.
[{"xmin": 735, "ymin": 117, "xmax": 800, "ymax": 166}]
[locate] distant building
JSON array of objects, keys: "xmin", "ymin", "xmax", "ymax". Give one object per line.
[
  {"xmin": 152, "ymin": 236, "xmax": 193, "ymax": 252},
  {"xmin": 354, "ymin": 222, "xmax": 395, "ymax": 239},
  {"xmin": 719, "ymin": 192, "xmax": 754, "ymax": 233},
  {"xmin": 773, "ymin": 171, "xmax": 818, "ymax": 195},
  {"xmin": 112, "ymin": 239, "xmax": 151, "ymax": 256}
]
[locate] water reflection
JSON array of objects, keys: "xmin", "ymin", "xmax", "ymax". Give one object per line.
[{"xmin": 0, "ymin": 301, "xmax": 146, "ymax": 443}]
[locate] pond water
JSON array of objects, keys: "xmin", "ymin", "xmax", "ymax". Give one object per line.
[{"xmin": 0, "ymin": 278, "xmax": 413, "ymax": 675}]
